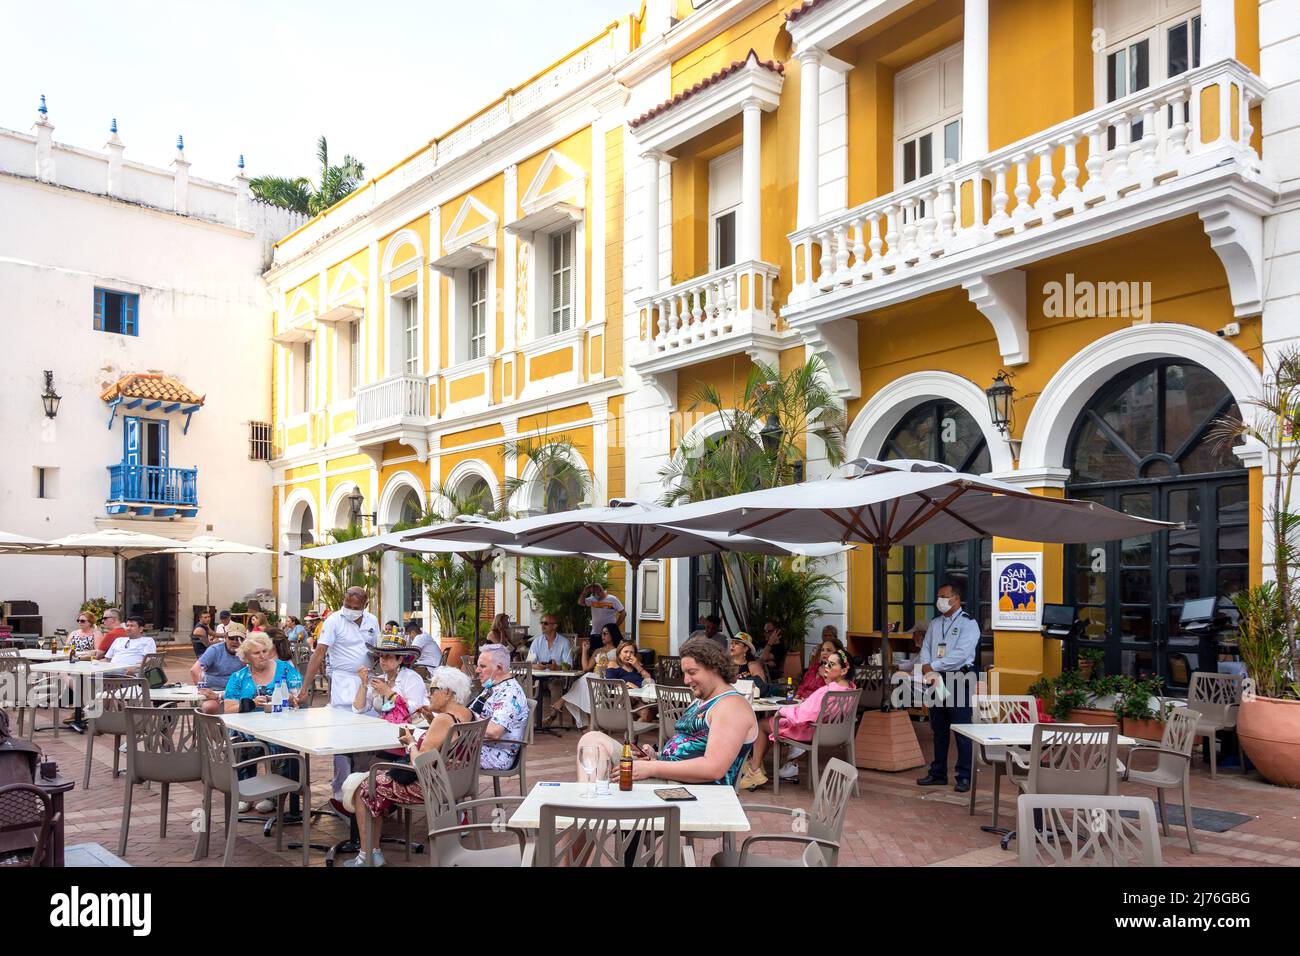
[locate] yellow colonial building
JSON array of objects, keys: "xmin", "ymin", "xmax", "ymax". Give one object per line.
[{"xmin": 267, "ymin": 0, "xmax": 1287, "ymax": 686}]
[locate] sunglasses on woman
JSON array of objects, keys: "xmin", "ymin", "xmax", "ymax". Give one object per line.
[{"xmin": 77, "ymin": 619, "xmax": 89, "ymax": 624}]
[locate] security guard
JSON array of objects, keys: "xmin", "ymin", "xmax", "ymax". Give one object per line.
[{"xmin": 915, "ymin": 582, "xmax": 982, "ymax": 793}]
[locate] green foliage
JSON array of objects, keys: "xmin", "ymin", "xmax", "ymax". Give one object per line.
[
  {"xmin": 1047, "ymin": 669, "xmax": 1093, "ymax": 721},
  {"xmin": 657, "ymin": 357, "xmax": 847, "ymax": 641},
  {"xmin": 502, "ymin": 435, "xmax": 593, "ymax": 514},
  {"xmin": 300, "ymin": 525, "xmax": 378, "ymax": 611},
  {"xmin": 518, "ymin": 557, "xmax": 610, "ymax": 637},
  {"xmin": 79, "ymin": 597, "xmax": 110, "ymax": 622},
  {"xmin": 1079, "ymin": 648, "xmax": 1105, "ymax": 674},
  {"xmin": 1113, "ymin": 676, "xmax": 1165, "ymax": 721},
  {"xmin": 229, "ymin": 600, "xmax": 248, "ymax": 614},
  {"xmin": 1232, "ymin": 583, "xmax": 1291, "ymax": 699},
  {"xmin": 1088, "ymin": 673, "xmax": 1127, "ymax": 699},
  {"xmin": 249, "ymin": 136, "xmax": 365, "ymax": 216}
]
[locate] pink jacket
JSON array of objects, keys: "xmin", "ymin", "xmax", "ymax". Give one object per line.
[{"xmin": 775, "ymin": 680, "xmax": 856, "ymax": 740}]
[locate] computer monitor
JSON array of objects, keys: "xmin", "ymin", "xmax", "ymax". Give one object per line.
[
  {"xmin": 1179, "ymin": 597, "xmax": 1218, "ymax": 627},
  {"xmin": 1041, "ymin": 604, "xmax": 1075, "ymax": 629}
]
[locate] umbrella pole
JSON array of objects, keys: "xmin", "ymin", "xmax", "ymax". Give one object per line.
[
  {"xmin": 474, "ymin": 557, "xmax": 483, "ymax": 649},
  {"xmin": 82, "ymin": 555, "xmax": 87, "ymax": 606},
  {"xmin": 205, "ymin": 553, "xmax": 212, "ymax": 618},
  {"xmin": 628, "ymin": 559, "xmax": 639, "ymax": 645},
  {"xmin": 716, "ymin": 555, "xmax": 738, "ymax": 637}
]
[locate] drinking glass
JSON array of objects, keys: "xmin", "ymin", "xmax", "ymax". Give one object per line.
[
  {"xmin": 578, "ymin": 745, "xmax": 599, "ymax": 798},
  {"xmin": 594, "ymin": 755, "xmax": 612, "ymax": 797}
]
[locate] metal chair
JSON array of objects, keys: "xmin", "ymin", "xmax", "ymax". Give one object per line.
[
  {"xmin": 1016, "ymin": 794, "xmax": 1163, "ymax": 867},
  {"xmin": 713, "ymin": 757, "xmax": 858, "ymax": 867},
  {"xmin": 653, "ymin": 656, "xmax": 682, "ymax": 685},
  {"xmin": 652, "ymin": 684, "xmax": 695, "ymax": 749},
  {"xmin": 118, "ymin": 706, "xmax": 201, "ymax": 856},
  {"xmin": 588, "ymin": 677, "xmax": 657, "ymax": 744},
  {"xmin": 852, "ymin": 665, "xmax": 885, "ymax": 713},
  {"xmin": 969, "ymin": 694, "xmax": 1037, "ymax": 829},
  {"xmin": 0, "ymin": 784, "xmax": 57, "ymax": 867},
  {"xmin": 772, "ymin": 688, "xmax": 862, "ymax": 795},
  {"xmin": 1186, "ymin": 672, "xmax": 1244, "ymax": 777},
  {"xmin": 192, "ymin": 712, "xmax": 309, "ymax": 866},
  {"xmin": 480, "ymin": 700, "xmax": 537, "ymax": 797},
  {"xmin": 83, "ymin": 677, "xmax": 151, "ymax": 789},
  {"xmin": 534, "ymin": 803, "xmax": 689, "ymax": 866},
  {"xmin": 1123, "ymin": 708, "xmax": 1200, "ymax": 853},
  {"xmin": 0, "ymin": 657, "xmax": 39, "ymax": 739},
  {"xmin": 415, "ymin": 749, "xmax": 529, "ymax": 866}
]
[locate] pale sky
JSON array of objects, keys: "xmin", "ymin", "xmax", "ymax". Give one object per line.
[{"xmin": 0, "ymin": 0, "xmax": 634, "ymax": 184}]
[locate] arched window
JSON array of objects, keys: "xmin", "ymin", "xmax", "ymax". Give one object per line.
[
  {"xmin": 874, "ymin": 401, "xmax": 992, "ymax": 657},
  {"xmin": 298, "ymin": 507, "xmax": 315, "ymax": 607},
  {"xmin": 544, "ymin": 473, "xmax": 582, "ymax": 514},
  {"xmin": 1065, "ymin": 360, "xmax": 1247, "ymax": 684}
]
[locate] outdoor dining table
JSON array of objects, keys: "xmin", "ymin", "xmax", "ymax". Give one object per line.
[
  {"xmin": 510, "ymin": 780, "xmax": 750, "ymax": 863},
  {"xmin": 18, "ymin": 648, "xmax": 63, "ymax": 662},
  {"xmin": 952, "ymin": 722, "xmax": 1138, "ymax": 840},
  {"xmin": 529, "ymin": 668, "xmax": 580, "ymax": 736},
  {"xmin": 149, "ymin": 683, "xmax": 206, "ymax": 704},
  {"xmin": 29, "ymin": 659, "xmax": 130, "ymax": 676},
  {"xmin": 220, "ymin": 707, "xmax": 406, "ymax": 865}
]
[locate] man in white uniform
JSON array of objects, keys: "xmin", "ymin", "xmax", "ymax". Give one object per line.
[{"xmin": 296, "ymin": 586, "xmax": 380, "ymax": 796}]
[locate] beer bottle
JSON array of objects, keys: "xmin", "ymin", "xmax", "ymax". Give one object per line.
[{"xmin": 619, "ymin": 743, "xmax": 633, "ymax": 791}]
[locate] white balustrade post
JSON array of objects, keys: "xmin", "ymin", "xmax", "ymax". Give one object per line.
[
  {"xmin": 989, "ymin": 163, "xmax": 1010, "ymax": 230},
  {"xmin": 1034, "ymin": 143, "xmax": 1057, "ymax": 213},
  {"xmin": 1012, "ymin": 155, "xmax": 1032, "ymax": 228},
  {"xmin": 1082, "ymin": 125, "xmax": 1106, "ymax": 203},
  {"xmin": 1058, "ymin": 135, "xmax": 1082, "ymax": 209}
]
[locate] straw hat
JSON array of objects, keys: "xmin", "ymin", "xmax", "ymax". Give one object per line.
[
  {"xmin": 730, "ymin": 632, "xmax": 757, "ymax": 656},
  {"xmin": 366, "ymin": 636, "xmax": 420, "ymax": 658}
]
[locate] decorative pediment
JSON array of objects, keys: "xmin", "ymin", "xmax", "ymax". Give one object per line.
[
  {"xmin": 382, "ymin": 227, "xmax": 425, "ymax": 282},
  {"xmin": 320, "ymin": 261, "xmax": 366, "ymax": 321},
  {"xmin": 442, "ymin": 195, "xmax": 499, "ymax": 255},
  {"xmin": 519, "ymin": 149, "xmax": 586, "ymax": 216}
]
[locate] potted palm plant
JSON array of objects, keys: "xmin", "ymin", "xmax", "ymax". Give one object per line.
[
  {"xmin": 415, "ymin": 553, "xmax": 475, "ymax": 668},
  {"xmin": 1214, "ymin": 347, "xmax": 1300, "ymax": 786}
]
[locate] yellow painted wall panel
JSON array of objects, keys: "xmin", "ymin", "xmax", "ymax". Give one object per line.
[
  {"xmin": 283, "ymin": 463, "xmax": 320, "ymax": 482},
  {"xmin": 441, "ymin": 423, "xmax": 505, "ymax": 449},
  {"xmin": 529, "ymin": 346, "xmax": 574, "ymax": 381},
  {"xmin": 518, "ymin": 403, "xmax": 591, "ymax": 434},
  {"xmin": 439, "ymin": 447, "xmax": 505, "ymax": 486},
  {"xmin": 327, "ymin": 454, "xmax": 372, "ymax": 472},
  {"xmin": 330, "ymin": 410, "xmax": 356, "ymax": 433},
  {"xmin": 286, "ymin": 425, "xmax": 309, "ymax": 447},
  {"xmin": 388, "ymin": 269, "xmax": 420, "ymax": 294},
  {"xmin": 448, "ymin": 371, "xmax": 487, "ymax": 404}
]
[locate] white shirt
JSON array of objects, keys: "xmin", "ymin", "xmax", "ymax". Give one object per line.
[
  {"xmin": 318, "ymin": 610, "xmax": 380, "ymax": 707},
  {"xmin": 583, "ymin": 593, "xmax": 625, "ymax": 635},
  {"xmin": 353, "ymin": 666, "xmax": 428, "ymax": 714},
  {"xmin": 105, "ymin": 635, "xmax": 157, "ymax": 668},
  {"xmin": 411, "ymin": 633, "xmax": 442, "ymax": 667}
]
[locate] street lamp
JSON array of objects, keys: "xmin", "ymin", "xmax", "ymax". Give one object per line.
[
  {"xmin": 985, "ymin": 371, "xmax": 1015, "ymax": 436},
  {"xmin": 41, "ymin": 370, "xmax": 61, "ymax": 419},
  {"xmin": 347, "ymin": 488, "xmax": 376, "ymax": 528}
]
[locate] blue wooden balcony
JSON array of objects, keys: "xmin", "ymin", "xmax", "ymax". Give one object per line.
[{"xmin": 106, "ymin": 462, "xmax": 199, "ymax": 517}]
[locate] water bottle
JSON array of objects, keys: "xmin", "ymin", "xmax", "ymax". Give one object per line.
[{"xmin": 271, "ymin": 678, "xmax": 285, "ymax": 715}]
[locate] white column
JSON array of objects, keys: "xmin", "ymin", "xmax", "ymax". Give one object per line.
[
  {"xmin": 105, "ymin": 120, "xmax": 125, "ymax": 197},
  {"xmin": 1201, "ymin": 0, "xmax": 1236, "ymax": 62},
  {"xmin": 502, "ymin": 164, "xmax": 518, "ymax": 351},
  {"xmin": 231, "ymin": 155, "xmax": 249, "ymax": 230},
  {"xmin": 742, "ymin": 100, "xmax": 763, "ymax": 261},
  {"xmin": 642, "ymin": 151, "xmax": 661, "ymax": 295},
  {"xmin": 796, "ymin": 48, "xmax": 822, "ymax": 229},
  {"xmin": 32, "ymin": 96, "xmax": 54, "ymax": 183},
  {"xmin": 962, "ymin": 0, "xmax": 989, "ymax": 161}
]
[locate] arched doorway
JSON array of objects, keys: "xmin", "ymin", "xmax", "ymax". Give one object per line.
[
  {"xmin": 397, "ymin": 488, "xmax": 423, "ymax": 622},
  {"xmin": 874, "ymin": 400, "xmax": 993, "ymax": 664},
  {"xmin": 1064, "ymin": 360, "xmax": 1247, "ymax": 684},
  {"xmin": 298, "ymin": 506, "xmax": 315, "ymax": 608}
]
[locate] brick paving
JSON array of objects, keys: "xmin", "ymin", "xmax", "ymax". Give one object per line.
[{"xmin": 24, "ymin": 651, "xmax": 1300, "ymax": 867}]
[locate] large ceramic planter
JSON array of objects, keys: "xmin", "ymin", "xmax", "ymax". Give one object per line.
[
  {"xmin": 1238, "ymin": 696, "xmax": 1300, "ymax": 788},
  {"xmin": 439, "ymin": 637, "xmax": 467, "ymax": 669},
  {"xmin": 1122, "ymin": 717, "xmax": 1166, "ymax": 742},
  {"xmin": 1067, "ymin": 708, "xmax": 1120, "ymax": 726}
]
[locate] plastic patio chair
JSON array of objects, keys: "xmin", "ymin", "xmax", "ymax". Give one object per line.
[
  {"xmin": 480, "ymin": 699, "xmax": 537, "ymax": 797},
  {"xmin": 969, "ymin": 694, "xmax": 1037, "ymax": 829},
  {"xmin": 772, "ymin": 688, "xmax": 862, "ymax": 795},
  {"xmin": 82, "ymin": 676, "xmax": 151, "ymax": 789},
  {"xmin": 118, "ymin": 706, "xmax": 202, "ymax": 856},
  {"xmin": 587, "ymin": 677, "xmax": 657, "ymax": 744},
  {"xmin": 1016, "ymin": 794, "xmax": 1163, "ymax": 866},
  {"xmin": 414, "ymin": 749, "xmax": 529, "ymax": 867},
  {"xmin": 1122, "ymin": 707, "xmax": 1200, "ymax": 853},
  {"xmin": 1185, "ymin": 672, "xmax": 1244, "ymax": 778},
  {"xmin": 534, "ymin": 803, "xmax": 689, "ymax": 867},
  {"xmin": 652, "ymin": 684, "xmax": 695, "ymax": 749},
  {"xmin": 1003, "ymin": 723, "xmax": 1119, "ymax": 850}
]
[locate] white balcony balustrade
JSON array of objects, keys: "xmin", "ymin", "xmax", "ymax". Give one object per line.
[
  {"xmin": 788, "ymin": 59, "xmax": 1266, "ymax": 306},
  {"xmin": 636, "ymin": 260, "xmax": 780, "ymax": 360},
  {"xmin": 355, "ymin": 374, "xmax": 428, "ymax": 428}
]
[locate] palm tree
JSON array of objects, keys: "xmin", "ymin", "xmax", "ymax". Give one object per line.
[
  {"xmin": 658, "ymin": 357, "xmax": 847, "ymax": 646},
  {"xmin": 502, "ymin": 435, "xmax": 594, "ymax": 515},
  {"xmin": 299, "ymin": 525, "xmax": 378, "ymax": 610},
  {"xmin": 249, "ymin": 136, "xmax": 366, "ymax": 216}
]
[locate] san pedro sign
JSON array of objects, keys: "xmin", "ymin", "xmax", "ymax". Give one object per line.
[{"xmin": 992, "ymin": 552, "xmax": 1043, "ymax": 631}]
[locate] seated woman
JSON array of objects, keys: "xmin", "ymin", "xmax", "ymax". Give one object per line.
[
  {"xmin": 555, "ymin": 622, "xmax": 625, "ymax": 727},
  {"xmin": 738, "ymin": 647, "xmax": 856, "ymax": 791},
  {"xmin": 795, "ymin": 629, "xmax": 848, "ymax": 700},
  {"xmin": 729, "ymin": 633, "xmax": 769, "ymax": 696},
  {"xmin": 216, "ymin": 633, "xmax": 304, "ymax": 812},
  {"xmin": 341, "ymin": 666, "xmax": 473, "ymax": 867},
  {"xmin": 605, "ymin": 640, "xmax": 652, "ymax": 687},
  {"xmin": 352, "ymin": 639, "xmax": 429, "ymax": 720}
]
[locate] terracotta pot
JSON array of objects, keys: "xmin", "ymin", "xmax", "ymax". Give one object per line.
[
  {"xmin": 1238, "ymin": 696, "xmax": 1300, "ymax": 788},
  {"xmin": 439, "ymin": 637, "xmax": 464, "ymax": 669},
  {"xmin": 783, "ymin": 654, "xmax": 803, "ymax": 680},
  {"xmin": 1122, "ymin": 717, "xmax": 1166, "ymax": 742},
  {"xmin": 1066, "ymin": 708, "xmax": 1119, "ymax": 726}
]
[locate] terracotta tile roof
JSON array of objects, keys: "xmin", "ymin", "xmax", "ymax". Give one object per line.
[
  {"xmin": 629, "ymin": 50, "xmax": 784, "ymax": 130},
  {"xmin": 784, "ymin": 0, "xmax": 832, "ymax": 23},
  {"xmin": 99, "ymin": 373, "xmax": 205, "ymax": 407}
]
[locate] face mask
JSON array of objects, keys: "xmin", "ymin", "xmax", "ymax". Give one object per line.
[
  {"xmin": 936, "ymin": 597, "xmax": 952, "ymax": 614},
  {"xmin": 342, "ymin": 609, "xmax": 364, "ymax": 623}
]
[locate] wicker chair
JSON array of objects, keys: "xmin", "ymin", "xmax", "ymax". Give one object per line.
[
  {"xmin": 118, "ymin": 706, "xmax": 202, "ymax": 856},
  {"xmin": 772, "ymin": 688, "xmax": 862, "ymax": 796},
  {"xmin": 1123, "ymin": 708, "xmax": 1200, "ymax": 853},
  {"xmin": 82, "ymin": 676, "xmax": 151, "ymax": 789},
  {"xmin": 0, "ymin": 784, "xmax": 57, "ymax": 867},
  {"xmin": 713, "ymin": 757, "xmax": 858, "ymax": 867},
  {"xmin": 1017, "ymin": 794, "xmax": 1163, "ymax": 867}
]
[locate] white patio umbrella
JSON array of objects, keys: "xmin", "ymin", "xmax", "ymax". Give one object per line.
[
  {"xmin": 0, "ymin": 531, "xmax": 55, "ymax": 551},
  {"xmin": 407, "ymin": 501, "xmax": 850, "ymax": 642},
  {"xmin": 157, "ymin": 535, "xmax": 274, "ymax": 617},
  {"xmin": 24, "ymin": 528, "xmax": 188, "ymax": 606},
  {"xmin": 655, "ymin": 459, "xmax": 1176, "ymax": 548}
]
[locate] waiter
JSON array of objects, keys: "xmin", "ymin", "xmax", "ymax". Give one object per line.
[
  {"xmin": 915, "ymin": 582, "xmax": 981, "ymax": 794},
  {"xmin": 296, "ymin": 586, "xmax": 380, "ymax": 799}
]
